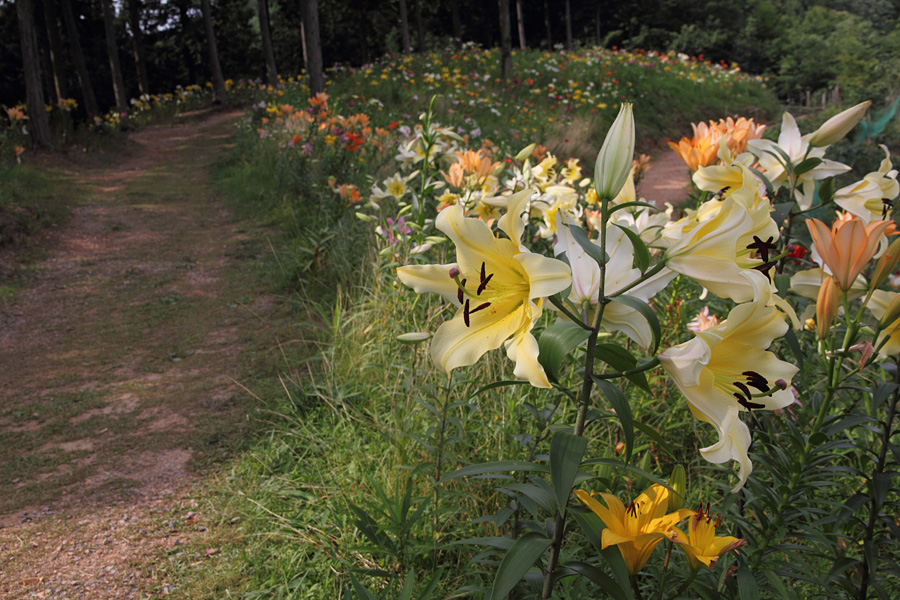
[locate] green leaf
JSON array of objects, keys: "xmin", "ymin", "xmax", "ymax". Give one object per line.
[
  {"xmin": 539, "ymin": 321, "xmax": 592, "ymax": 381},
  {"xmin": 592, "ymin": 377, "xmax": 634, "ymax": 463},
  {"xmin": 608, "ymin": 201, "xmax": 658, "ymax": 214},
  {"xmin": 563, "ymin": 562, "xmax": 630, "ymax": 600},
  {"xmin": 594, "ymin": 344, "xmax": 650, "ymax": 392},
  {"xmin": 550, "ymin": 432, "xmax": 588, "ymax": 516},
  {"xmin": 793, "ymin": 156, "xmax": 823, "ymax": 176},
  {"xmin": 348, "ymin": 572, "xmax": 378, "ymax": 600},
  {"xmin": 613, "ymin": 223, "xmax": 650, "ymax": 273},
  {"xmin": 487, "ymin": 532, "xmax": 553, "ymax": 600},
  {"xmin": 782, "ymin": 328, "xmax": 804, "ymax": 367},
  {"xmin": 609, "ymin": 295, "xmax": 661, "ymax": 353},
  {"xmin": 581, "ymin": 458, "xmax": 670, "ymax": 489},
  {"xmin": 737, "ymin": 564, "xmax": 760, "ymax": 600},
  {"xmin": 817, "ymin": 177, "xmax": 835, "ymax": 205},
  {"xmin": 469, "ymin": 380, "xmax": 531, "ymax": 398},
  {"xmin": 633, "ymin": 421, "xmax": 675, "ymax": 458},
  {"xmin": 440, "ymin": 460, "xmax": 549, "ymax": 483},
  {"xmin": 771, "ymin": 202, "xmax": 793, "ymax": 227},
  {"xmin": 567, "ymin": 222, "xmax": 606, "ymax": 266},
  {"xmin": 398, "ymin": 570, "xmax": 416, "ymax": 600}
]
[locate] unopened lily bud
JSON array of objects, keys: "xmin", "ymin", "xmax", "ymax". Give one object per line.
[
  {"xmin": 879, "ymin": 293, "xmax": 900, "ymax": 330},
  {"xmin": 871, "ymin": 237, "xmax": 900, "ymax": 290},
  {"xmin": 808, "ymin": 100, "xmax": 871, "ymax": 148},
  {"xmin": 816, "ymin": 275, "xmax": 841, "ymax": 340},
  {"xmin": 594, "ymin": 102, "xmax": 634, "ymax": 201},
  {"xmin": 515, "ymin": 143, "xmax": 536, "ymax": 162},
  {"xmin": 667, "ymin": 464, "xmax": 686, "ymax": 511}
]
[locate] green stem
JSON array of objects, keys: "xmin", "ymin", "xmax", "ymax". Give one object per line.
[
  {"xmin": 542, "ymin": 195, "xmax": 612, "ymax": 599},
  {"xmin": 432, "ymin": 374, "xmax": 453, "ymax": 567},
  {"xmin": 857, "ymin": 358, "xmax": 900, "ymax": 600},
  {"xmin": 657, "ymin": 541, "xmax": 673, "ymax": 600}
]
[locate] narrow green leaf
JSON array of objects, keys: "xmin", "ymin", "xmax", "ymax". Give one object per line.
[
  {"xmin": 633, "ymin": 421, "xmax": 675, "ymax": 459},
  {"xmin": 782, "ymin": 329, "xmax": 804, "ymax": 367},
  {"xmin": 418, "ymin": 569, "xmax": 443, "ymax": 600},
  {"xmin": 592, "ymin": 377, "xmax": 634, "ymax": 463},
  {"xmin": 550, "ymin": 432, "xmax": 588, "ymax": 516},
  {"xmin": 737, "ymin": 564, "xmax": 760, "ymax": 600},
  {"xmin": 613, "ymin": 223, "xmax": 650, "ymax": 273},
  {"xmin": 609, "ymin": 295, "xmax": 661, "ymax": 353},
  {"xmin": 469, "ymin": 380, "xmax": 530, "ymax": 398},
  {"xmin": 440, "ymin": 460, "xmax": 549, "ymax": 483},
  {"xmin": 398, "ymin": 570, "xmax": 416, "ymax": 600},
  {"xmin": 539, "ymin": 321, "xmax": 592, "ymax": 381},
  {"xmin": 487, "ymin": 532, "xmax": 553, "ymax": 600},
  {"xmin": 608, "ymin": 201, "xmax": 658, "ymax": 214},
  {"xmin": 581, "ymin": 458, "xmax": 670, "ymax": 489},
  {"xmin": 567, "ymin": 222, "xmax": 606, "ymax": 266},
  {"xmin": 563, "ymin": 562, "xmax": 630, "ymax": 600},
  {"xmin": 348, "ymin": 572, "xmax": 378, "ymax": 600},
  {"xmin": 595, "ymin": 343, "xmax": 650, "ymax": 392},
  {"xmin": 817, "ymin": 177, "xmax": 835, "ymax": 205},
  {"xmin": 793, "ymin": 156, "xmax": 823, "ymax": 176}
]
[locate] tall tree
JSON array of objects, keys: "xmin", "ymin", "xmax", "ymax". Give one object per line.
[
  {"xmin": 200, "ymin": 0, "xmax": 228, "ymax": 103},
  {"xmin": 58, "ymin": 0, "xmax": 99, "ymax": 116},
  {"xmin": 413, "ymin": 0, "xmax": 424, "ymax": 51},
  {"xmin": 257, "ymin": 0, "xmax": 278, "ymax": 85},
  {"xmin": 564, "ymin": 0, "xmax": 572, "ymax": 50},
  {"xmin": 126, "ymin": 0, "xmax": 150, "ymax": 95},
  {"xmin": 16, "ymin": 0, "xmax": 53, "ymax": 148},
  {"xmin": 300, "ymin": 0, "xmax": 323, "ymax": 96},
  {"xmin": 176, "ymin": 0, "xmax": 196, "ymax": 84},
  {"xmin": 498, "ymin": 0, "xmax": 511, "ymax": 81},
  {"xmin": 543, "ymin": 0, "xmax": 552, "ymax": 49},
  {"xmin": 398, "ymin": 0, "xmax": 410, "ymax": 53},
  {"xmin": 450, "ymin": 1, "xmax": 461, "ymax": 42},
  {"xmin": 516, "ymin": 0, "xmax": 526, "ymax": 50},
  {"xmin": 100, "ymin": 0, "xmax": 129, "ymax": 116},
  {"xmin": 40, "ymin": 0, "xmax": 67, "ymax": 102}
]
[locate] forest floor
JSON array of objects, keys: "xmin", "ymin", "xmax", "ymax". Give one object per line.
[
  {"xmin": 0, "ymin": 107, "xmax": 298, "ymax": 599},
  {"xmin": 0, "ymin": 108, "xmax": 690, "ymax": 599}
]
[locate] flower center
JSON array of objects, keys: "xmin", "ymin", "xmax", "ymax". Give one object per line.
[{"xmin": 451, "ymin": 261, "xmax": 528, "ymax": 327}]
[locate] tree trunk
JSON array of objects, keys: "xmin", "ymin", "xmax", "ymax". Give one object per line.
[
  {"xmin": 100, "ymin": 0, "xmax": 129, "ymax": 116},
  {"xmin": 414, "ymin": 0, "xmax": 424, "ymax": 52},
  {"xmin": 300, "ymin": 0, "xmax": 323, "ymax": 96},
  {"xmin": 200, "ymin": 0, "xmax": 229, "ymax": 103},
  {"xmin": 515, "ymin": 0, "xmax": 525, "ymax": 50},
  {"xmin": 543, "ymin": 0, "xmax": 552, "ymax": 50},
  {"xmin": 498, "ymin": 0, "xmax": 511, "ymax": 82},
  {"xmin": 300, "ymin": 17, "xmax": 308, "ymax": 71},
  {"xmin": 565, "ymin": 0, "xmax": 572, "ymax": 50},
  {"xmin": 17, "ymin": 0, "xmax": 54, "ymax": 149},
  {"xmin": 127, "ymin": 0, "xmax": 150, "ymax": 95},
  {"xmin": 177, "ymin": 0, "xmax": 196, "ymax": 83},
  {"xmin": 40, "ymin": 0, "xmax": 67, "ymax": 102},
  {"xmin": 398, "ymin": 0, "xmax": 410, "ymax": 53},
  {"xmin": 59, "ymin": 0, "xmax": 99, "ymax": 116},
  {"xmin": 257, "ymin": 0, "xmax": 278, "ymax": 85}
]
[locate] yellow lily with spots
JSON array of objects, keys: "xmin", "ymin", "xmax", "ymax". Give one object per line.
[
  {"xmin": 669, "ymin": 503, "xmax": 746, "ymax": 570},
  {"xmin": 396, "ymin": 189, "xmax": 571, "ymax": 388},
  {"xmin": 575, "ymin": 484, "xmax": 694, "ymax": 574},
  {"xmin": 659, "ymin": 271, "xmax": 798, "ymax": 492}
]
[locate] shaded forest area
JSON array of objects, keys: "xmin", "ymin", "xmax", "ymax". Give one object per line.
[{"xmin": 3, "ymin": 0, "xmax": 900, "ymax": 119}]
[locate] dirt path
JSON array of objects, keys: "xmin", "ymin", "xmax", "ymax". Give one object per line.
[
  {"xmin": 636, "ymin": 148, "xmax": 692, "ymax": 207},
  {"xmin": 0, "ymin": 108, "xmax": 284, "ymax": 598}
]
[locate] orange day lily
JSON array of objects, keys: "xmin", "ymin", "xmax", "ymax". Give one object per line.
[
  {"xmin": 575, "ymin": 484, "xmax": 693, "ymax": 573},
  {"xmin": 668, "ymin": 503, "xmax": 746, "ymax": 570},
  {"xmin": 806, "ymin": 214, "xmax": 895, "ymax": 291}
]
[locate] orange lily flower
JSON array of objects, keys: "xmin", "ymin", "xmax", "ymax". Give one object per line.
[
  {"xmin": 669, "ymin": 503, "xmax": 746, "ymax": 570},
  {"xmin": 575, "ymin": 484, "xmax": 693, "ymax": 573},
  {"xmin": 807, "ymin": 213, "xmax": 895, "ymax": 291}
]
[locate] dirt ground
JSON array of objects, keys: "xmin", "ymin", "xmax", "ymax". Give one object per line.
[
  {"xmin": 635, "ymin": 148, "xmax": 692, "ymax": 207},
  {"xmin": 0, "ymin": 108, "xmax": 286, "ymax": 598}
]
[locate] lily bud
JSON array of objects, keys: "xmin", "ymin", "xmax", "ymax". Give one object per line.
[
  {"xmin": 594, "ymin": 102, "xmax": 635, "ymax": 201},
  {"xmin": 871, "ymin": 237, "xmax": 900, "ymax": 290},
  {"xmin": 515, "ymin": 143, "xmax": 536, "ymax": 162},
  {"xmin": 667, "ymin": 464, "xmax": 686, "ymax": 511},
  {"xmin": 808, "ymin": 100, "xmax": 871, "ymax": 148},
  {"xmin": 879, "ymin": 293, "xmax": 900, "ymax": 330},
  {"xmin": 816, "ymin": 275, "xmax": 841, "ymax": 340}
]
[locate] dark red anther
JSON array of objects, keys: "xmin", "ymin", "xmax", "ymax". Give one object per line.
[
  {"xmin": 626, "ymin": 500, "xmax": 638, "ymax": 517},
  {"xmin": 477, "ymin": 272, "xmax": 493, "ymax": 295},
  {"xmin": 469, "ymin": 302, "xmax": 491, "ymax": 315},
  {"xmin": 463, "ymin": 299, "xmax": 471, "ymax": 327},
  {"xmin": 457, "ymin": 278, "xmax": 467, "ymax": 304}
]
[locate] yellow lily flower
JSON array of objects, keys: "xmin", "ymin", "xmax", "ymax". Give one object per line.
[
  {"xmin": 396, "ymin": 189, "xmax": 571, "ymax": 388},
  {"xmin": 575, "ymin": 484, "xmax": 693, "ymax": 574},
  {"xmin": 669, "ymin": 503, "xmax": 746, "ymax": 570},
  {"xmin": 867, "ymin": 290, "xmax": 900, "ymax": 358},
  {"xmin": 806, "ymin": 213, "xmax": 894, "ymax": 291},
  {"xmin": 659, "ymin": 271, "xmax": 798, "ymax": 491},
  {"xmin": 662, "ymin": 194, "xmax": 779, "ymax": 303},
  {"xmin": 834, "ymin": 145, "xmax": 900, "ymax": 224}
]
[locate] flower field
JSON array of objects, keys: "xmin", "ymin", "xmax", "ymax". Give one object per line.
[{"xmin": 203, "ymin": 45, "xmax": 900, "ymax": 600}]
